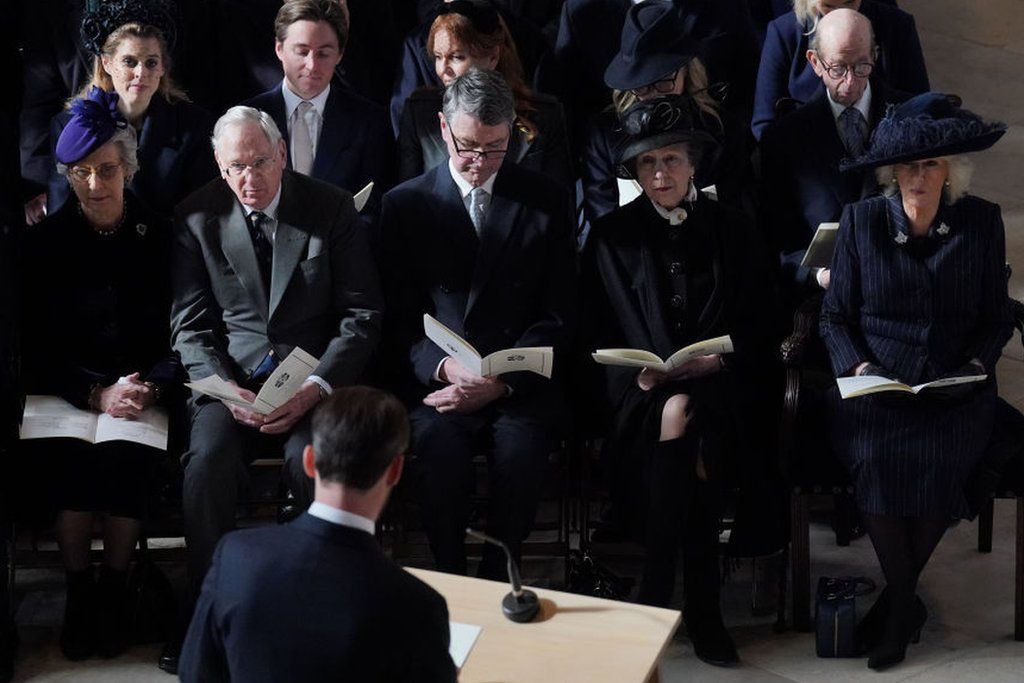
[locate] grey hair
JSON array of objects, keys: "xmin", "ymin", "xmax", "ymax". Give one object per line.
[
  {"xmin": 56, "ymin": 125, "xmax": 140, "ymax": 181},
  {"xmin": 441, "ymin": 68, "xmax": 515, "ymax": 127},
  {"xmin": 210, "ymin": 106, "xmax": 283, "ymax": 152},
  {"xmin": 875, "ymin": 155, "xmax": 974, "ymax": 204}
]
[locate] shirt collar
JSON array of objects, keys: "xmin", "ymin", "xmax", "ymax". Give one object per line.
[
  {"xmin": 646, "ymin": 184, "xmax": 698, "ymax": 225},
  {"xmin": 281, "ymin": 79, "xmax": 330, "ymax": 121},
  {"xmin": 307, "ymin": 501, "xmax": 376, "ymax": 535},
  {"xmin": 242, "ymin": 183, "xmax": 282, "ymax": 221},
  {"xmin": 447, "ymin": 158, "xmax": 498, "ymax": 199},
  {"xmin": 826, "ymin": 80, "xmax": 872, "ymax": 124}
]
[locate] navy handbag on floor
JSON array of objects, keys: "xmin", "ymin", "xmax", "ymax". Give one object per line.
[{"xmin": 815, "ymin": 576, "xmax": 876, "ymax": 657}]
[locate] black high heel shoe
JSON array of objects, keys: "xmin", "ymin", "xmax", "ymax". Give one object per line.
[
  {"xmin": 867, "ymin": 595, "xmax": 927, "ymax": 670},
  {"xmin": 858, "ymin": 590, "xmax": 927, "ymax": 655}
]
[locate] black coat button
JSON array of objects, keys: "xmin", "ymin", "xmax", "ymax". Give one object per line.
[
  {"xmin": 670, "ymin": 294, "xmax": 684, "ymax": 308},
  {"xmin": 669, "ymin": 262, "xmax": 682, "ymax": 275}
]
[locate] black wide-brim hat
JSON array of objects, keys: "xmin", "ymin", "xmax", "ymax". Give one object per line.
[
  {"xmin": 604, "ymin": 1, "xmax": 701, "ymax": 91},
  {"xmin": 615, "ymin": 95, "xmax": 719, "ymax": 178},
  {"xmin": 839, "ymin": 92, "xmax": 1007, "ymax": 172}
]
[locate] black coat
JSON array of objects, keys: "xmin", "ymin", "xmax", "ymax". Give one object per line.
[
  {"xmin": 380, "ymin": 161, "xmax": 577, "ymax": 418},
  {"xmin": 179, "ymin": 513, "xmax": 457, "ymax": 683},
  {"xmin": 47, "ymin": 95, "xmax": 217, "ymax": 218},
  {"xmin": 759, "ymin": 82, "xmax": 907, "ymax": 296},
  {"xmin": 820, "ymin": 194, "xmax": 1013, "ymax": 518},
  {"xmin": 752, "ymin": 0, "xmax": 928, "ymax": 139},
  {"xmin": 396, "ymin": 88, "xmax": 573, "ymax": 188}
]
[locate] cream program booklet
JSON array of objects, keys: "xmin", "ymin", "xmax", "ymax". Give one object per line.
[
  {"xmin": 20, "ymin": 395, "xmax": 169, "ymax": 450},
  {"xmin": 592, "ymin": 335, "xmax": 734, "ymax": 372},
  {"xmin": 353, "ymin": 181, "xmax": 373, "ymax": 212},
  {"xmin": 423, "ymin": 314, "xmax": 554, "ymax": 378},
  {"xmin": 799, "ymin": 222, "xmax": 840, "ymax": 268},
  {"xmin": 185, "ymin": 347, "xmax": 319, "ymax": 414},
  {"xmin": 837, "ymin": 374, "xmax": 987, "ymax": 399}
]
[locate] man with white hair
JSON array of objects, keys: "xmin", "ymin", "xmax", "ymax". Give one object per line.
[
  {"xmin": 759, "ymin": 7, "xmax": 907, "ymax": 306},
  {"xmin": 170, "ymin": 105, "xmax": 383, "ymax": 628}
]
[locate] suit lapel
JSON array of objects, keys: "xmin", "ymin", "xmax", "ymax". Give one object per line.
[
  {"xmin": 466, "ymin": 167, "xmax": 521, "ymax": 318},
  {"xmin": 430, "ymin": 166, "xmax": 480, "ymax": 252},
  {"xmin": 311, "ymin": 85, "xmax": 346, "ymax": 182},
  {"xmin": 219, "ymin": 197, "xmax": 270, "ymax": 321},
  {"xmin": 632, "ymin": 203, "xmax": 676, "ymax": 358},
  {"xmin": 269, "ymin": 173, "xmax": 311, "ymax": 319},
  {"xmin": 135, "ymin": 96, "xmax": 173, "ymax": 171},
  {"xmin": 267, "ymin": 86, "xmax": 292, "ymax": 170},
  {"xmin": 805, "ymin": 91, "xmax": 853, "ymax": 206}
]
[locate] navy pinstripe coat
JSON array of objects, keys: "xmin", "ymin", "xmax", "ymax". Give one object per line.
[{"xmin": 820, "ymin": 193, "xmax": 1012, "ymax": 517}]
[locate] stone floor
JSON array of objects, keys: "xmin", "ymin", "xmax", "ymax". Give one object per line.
[{"xmin": 8, "ymin": 0, "xmax": 1024, "ymax": 680}]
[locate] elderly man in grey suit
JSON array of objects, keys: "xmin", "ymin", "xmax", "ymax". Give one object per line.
[{"xmin": 170, "ymin": 105, "xmax": 383, "ymax": 605}]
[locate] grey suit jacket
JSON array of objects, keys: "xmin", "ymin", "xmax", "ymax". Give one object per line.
[{"xmin": 170, "ymin": 170, "xmax": 383, "ymax": 389}]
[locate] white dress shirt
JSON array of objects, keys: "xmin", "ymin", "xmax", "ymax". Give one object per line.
[
  {"xmin": 447, "ymin": 158, "xmax": 498, "ymax": 213},
  {"xmin": 825, "ymin": 80, "xmax": 872, "ymax": 127},
  {"xmin": 308, "ymin": 501, "xmax": 375, "ymax": 535},
  {"xmin": 281, "ymin": 80, "xmax": 331, "ymax": 166}
]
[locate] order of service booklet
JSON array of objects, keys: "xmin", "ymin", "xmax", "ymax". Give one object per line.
[
  {"xmin": 837, "ymin": 374, "xmax": 987, "ymax": 400},
  {"xmin": 185, "ymin": 347, "xmax": 319, "ymax": 414},
  {"xmin": 591, "ymin": 335, "xmax": 734, "ymax": 372},
  {"xmin": 423, "ymin": 314, "xmax": 554, "ymax": 378},
  {"xmin": 20, "ymin": 395, "xmax": 169, "ymax": 451},
  {"xmin": 799, "ymin": 222, "xmax": 840, "ymax": 269}
]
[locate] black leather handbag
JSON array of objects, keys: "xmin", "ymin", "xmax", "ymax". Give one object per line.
[{"xmin": 815, "ymin": 576, "xmax": 875, "ymax": 657}]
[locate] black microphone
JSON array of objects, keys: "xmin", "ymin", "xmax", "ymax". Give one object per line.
[{"xmin": 465, "ymin": 528, "xmax": 540, "ymax": 623}]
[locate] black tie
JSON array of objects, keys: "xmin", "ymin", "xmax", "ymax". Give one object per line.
[
  {"xmin": 248, "ymin": 211, "xmax": 272, "ymax": 291},
  {"xmin": 838, "ymin": 107, "xmax": 867, "ymax": 158}
]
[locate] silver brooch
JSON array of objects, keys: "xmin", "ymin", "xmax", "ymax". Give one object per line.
[
  {"xmin": 136, "ymin": 223, "xmax": 147, "ymax": 237},
  {"xmin": 937, "ymin": 222, "xmax": 950, "ymax": 236},
  {"xmin": 894, "ymin": 232, "xmax": 908, "ymax": 245},
  {"xmin": 668, "ymin": 208, "xmax": 688, "ymax": 226}
]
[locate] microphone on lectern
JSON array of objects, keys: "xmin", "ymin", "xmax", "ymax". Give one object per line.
[{"xmin": 465, "ymin": 528, "xmax": 540, "ymax": 623}]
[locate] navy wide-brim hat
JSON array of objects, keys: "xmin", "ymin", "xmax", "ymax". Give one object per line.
[
  {"xmin": 80, "ymin": 0, "xmax": 181, "ymax": 56},
  {"xmin": 604, "ymin": 1, "xmax": 701, "ymax": 91},
  {"xmin": 615, "ymin": 95, "xmax": 718, "ymax": 178},
  {"xmin": 840, "ymin": 92, "xmax": 1007, "ymax": 172},
  {"xmin": 55, "ymin": 86, "xmax": 127, "ymax": 165}
]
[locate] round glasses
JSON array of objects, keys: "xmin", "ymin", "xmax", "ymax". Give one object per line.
[{"xmin": 68, "ymin": 162, "xmax": 123, "ymax": 183}]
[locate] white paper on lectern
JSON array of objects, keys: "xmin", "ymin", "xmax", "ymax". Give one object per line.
[
  {"xmin": 448, "ymin": 621, "xmax": 482, "ymax": 668},
  {"xmin": 20, "ymin": 395, "xmax": 169, "ymax": 450},
  {"xmin": 185, "ymin": 347, "xmax": 320, "ymax": 413},
  {"xmin": 353, "ymin": 182, "xmax": 373, "ymax": 212}
]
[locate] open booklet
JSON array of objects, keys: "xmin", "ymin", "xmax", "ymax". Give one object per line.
[
  {"xmin": 799, "ymin": 222, "xmax": 840, "ymax": 269},
  {"xmin": 423, "ymin": 314, "xmax": 553, "ymax": 378},
  {"xmin": 185, "ymin": 347, "xmax": 320, "ymax": 414},
  {"xmin": 20, "ymin": 395, "xmax": 169, "ymax": 451},
  {"xmin": 353, "ymin": 181, "xmax": 373, "ymax": 213},
  {"xmin": 837, "ymin": 374, "xmax": 988, "ymax": 399},
  {"xmin": 592, "ymin": 335, "xmax": 734, "ymax": 372}
]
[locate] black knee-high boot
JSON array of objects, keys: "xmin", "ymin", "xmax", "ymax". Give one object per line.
[
  {"xmin": 636, "ymin": 435, "xmax": 698, "ymax": 607},
  {"xmin": 60, "ymin": 567, "xmax": 96, "ymax": 660},
  {"xmin": 682, "ymin": 483, "xmax": 738, "ymax": 667}
]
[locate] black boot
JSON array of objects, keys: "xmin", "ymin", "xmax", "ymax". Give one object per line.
[
  {"xmin": 682, "ymin": 486, "xmax": 738, "ymax": 667},
  {"xmin": 96, "ymin": 565, "xmax": 131, "ymax": 658},
  {"xmin": 636, "ymin": 435, "xmax": 698, "ymax": 607},
  {"xmin": 867, "ymin": 592, "xmax": 926, "ymax": 670},
  {"xmin": 60, "ymin": 567, "xmax": 96, "ymax": 660}
]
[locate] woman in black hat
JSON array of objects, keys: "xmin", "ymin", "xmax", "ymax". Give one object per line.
[
  {"xmin": 820, "ymin": 93, "xmax": 1012, "ymax": 670},
  {"xmin": 396, "ymin": 0, "xmax": 571, "ymax": 187},
  {"xmin": 585, "ymin": 95, "xmax": 780, "ymax": 667},
  {"xmin": 45, "ymin": 0, "xmax": 216, "ymax": 218},
  {"xmin": 581, "ymin": 0, "xmax": 755, "ymax": 228},
  {"xmin": 20, "ymin": 87, "xmax": 179, "ymax": 661}
]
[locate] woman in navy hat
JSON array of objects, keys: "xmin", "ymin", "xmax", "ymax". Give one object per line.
[
  {"xmin": 581, "ymin": 0, "xmax": 756, "ymax": 228},
  {"xmin": 20, "ymin": 87, "xmax": 179, "ymax": 661},
  {"xmin": 820, "ymin": 93, "xmax": 1011, "ymax": 669},
  {"xmin": 585, "ymin": 95, "xmax": 781, "ymax": 667},
  {"xmin": 44, "ymin": 0, "xmax": 216, "ymax": 218},
  {"xmin": 396, "ymin": 0, "xmax": 572, "ymax": 187}
]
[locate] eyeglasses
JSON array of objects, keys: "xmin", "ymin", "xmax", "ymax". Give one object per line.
[
  {"xmin": 68, "ymin": 162, "xmax": 123, "ymax": 183},
  {"xmin": 224, "ymin": 156, "xmax": 276, "ymax": 177},
  {"xmin": 816, "ymin": 57, "xmax": 874, "ymax": 80},
  {"xmin": 451, "ymin": 130, "xmax": 510, "ymax": 161},
  {"xmin": 630, "ymin": 72, "xmax": 679, "ymax": 98}
]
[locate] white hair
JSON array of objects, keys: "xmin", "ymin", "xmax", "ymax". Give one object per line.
[
  {"xmin": 210, "ymin": 106, "xmax": 283, "ymax": 152},
  {"xmin": 57, "ymin": 125, "xmax": 140, "ymax": 181},
  {"xmin": 875, "ymin": 155, "xmax": 973, "ymax": 204}
]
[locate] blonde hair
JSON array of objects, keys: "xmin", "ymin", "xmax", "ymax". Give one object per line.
[
  {"xmin": 74, "ymin": 22, "xmax": 188, "ymax": 105},
  {"xmin": 875, "ymin": 155, "xmax": 974, "ymax": 204},
  {"xmin": 613, "ymin": 58, "xmax": 722, "ymax": 128},
  {"xmin": 793, "ymin": 0, "xmax": 821, "ymax": 30}
]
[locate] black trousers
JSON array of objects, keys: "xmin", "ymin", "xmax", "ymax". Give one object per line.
[
  {"xmin": 181, "ymin": 400, "xmax": 312, "ymax": 595},
  {"xmin": 410, "ymin": 404, "xmax": 553, "ymax": 579}
]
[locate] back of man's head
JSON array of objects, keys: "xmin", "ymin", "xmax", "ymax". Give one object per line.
[
  {"xmin": 441, "ymin": 67, "xmax": 516, "ymax": 128},
  {"xmin": 311, "ymin": 387, "xmax": 409, "ymax": 490}
]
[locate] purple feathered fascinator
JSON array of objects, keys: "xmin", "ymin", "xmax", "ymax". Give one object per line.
[{"xmin": 55, "ymin": 87, "xmax": 127, "ymax": 165}]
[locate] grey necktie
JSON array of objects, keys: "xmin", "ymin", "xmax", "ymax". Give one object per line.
[
  {"xmin": 838, "ymin": 106, "xmax": 868, "ymax": 157},
  {"xmin": 291, "ymin": 100, "xmax": 315, "ymax": 175},
  {"xmin": 469, "ymin": 187, "xmax": 489, "ymax": 234}
]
